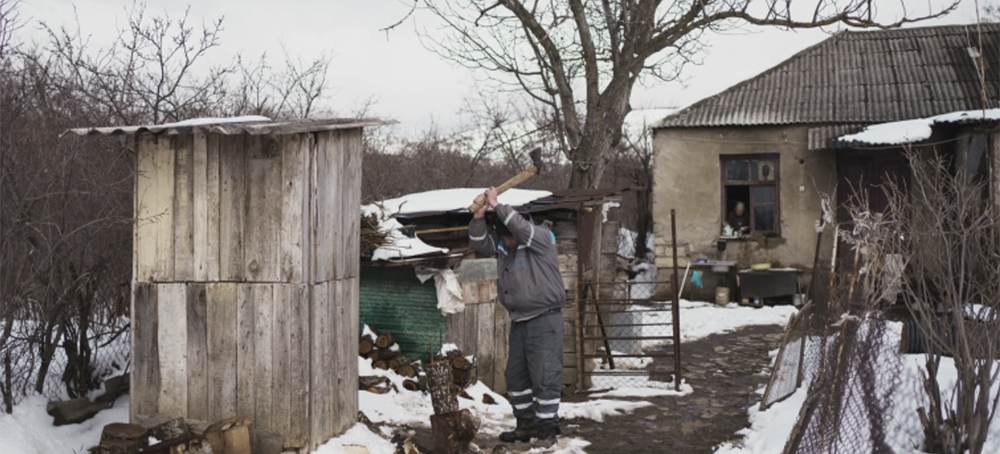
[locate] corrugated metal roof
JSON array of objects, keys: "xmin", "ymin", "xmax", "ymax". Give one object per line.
[
  {"xmin": 658, "ymin": 24, "xmax": 999, "ymax": 128},
  {"xmin": 807, "ymin": 124, "xmax": 867, "ymax": 150},
  {"xmin": 63, "ymin": 117, "xmax": 390, "ymax": 137}
]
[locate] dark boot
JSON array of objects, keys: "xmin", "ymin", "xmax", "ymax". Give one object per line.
[
  {"xmin": 499, "ymin": 420, "xmax": 535, "ymax": 443},
  {"xmin": 531, "ymin": 425, "xmax": 559, "ymax": 449}
]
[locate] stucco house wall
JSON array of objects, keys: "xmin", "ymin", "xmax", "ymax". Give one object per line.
[{"xmin": 651, "ymin": 125, "xmax": 837, "ymax": 284}]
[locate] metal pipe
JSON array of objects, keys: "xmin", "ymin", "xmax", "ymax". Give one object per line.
[{"xmin": 670, "ymin": 209, "xmax": 683, "ymax": 391}]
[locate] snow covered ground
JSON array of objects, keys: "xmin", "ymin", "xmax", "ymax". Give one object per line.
[{"xmin": 5, "ymin": 301, "xmax": 997, "ymax": 454}]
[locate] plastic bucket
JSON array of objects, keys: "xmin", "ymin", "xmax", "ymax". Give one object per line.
[{"xmin": 714, "ymin": 287, "xmax": 730, "ymax": 306}]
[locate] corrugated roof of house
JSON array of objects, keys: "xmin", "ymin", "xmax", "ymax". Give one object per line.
[{"xmin": 657, "ymin": 23, "xmax": 999, "ymax": 128}]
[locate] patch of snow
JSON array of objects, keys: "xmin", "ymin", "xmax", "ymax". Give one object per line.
[
  {"xmin": 313, "ymin": 424, "xmax": 398, "ymax": 454},
  {"xmin": 0, "ymin": 395, "xmax": 129, "ymax": 454},
  {"xmin": 163, "ymin": 115, "xmax": 271, "ymax": 127},
  {"xmin": 838, "ymin": 108, "xmax": 1000, "ymax": 146},
  {"xmin": 591, "ymin": 380, "xmax": 694, "ymax": 398},
  {"xmin": 559, "ymin": 399, "xmax": 653, "ymax": 423},
  {"xmin": 439, "ymin": 343, "xmax": 460, "ymax": 356}
]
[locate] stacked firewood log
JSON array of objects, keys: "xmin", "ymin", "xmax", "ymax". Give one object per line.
[
  {"xmin": 358, "ymin": 328, "xmax": 420, "ymax": 392},
  {"xmin": 434, "ymin": 346, "xmax": 476, "ymax": 389}
]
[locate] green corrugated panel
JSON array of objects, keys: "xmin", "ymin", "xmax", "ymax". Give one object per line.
[{"xmin": 360, "ymin": 266, "xmax": 446, "ymax": 363}]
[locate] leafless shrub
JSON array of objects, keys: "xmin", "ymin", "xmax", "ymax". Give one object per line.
[{"xmin": 843, "ymin": 150, "xmax": 1000, "ymax": 453}]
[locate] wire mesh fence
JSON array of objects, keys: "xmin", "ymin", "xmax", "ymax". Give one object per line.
[{"xmin": 1, "ymin": 315, "xmax": 129, "ymax": 409}]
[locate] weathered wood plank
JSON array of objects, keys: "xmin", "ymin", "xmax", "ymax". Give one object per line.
[
  {"xmin": 280, "ymin": 135, "xmax": 305, "ymax": 283},
  {"xmin": 131, "ymin": 282, "xmax": 160, "ymax": 420},
  {"xmin": 151, "ymin": 139, "xmax": 176, "ymax": 281},
  {"xmin": 312, "ymin": 132, "xmax": 341, "ymax": 283},
  {"xmin": 186, "ymin": 283, "xmax": 208, "ymax": 420},
  {"xmin": 269, "ymin": 285, "xmax": 295, "ymax": 444},
  {"xmin": 340, "ymin": 129, "xmax": 363, "ymax": 279},
  {"xmin": 205, "ymin": 135, "xmax": 221, "ymax": 281},
  {"xmin": 253, "ymin": 284, "xmax": 274, "ymax": 431},
  {"xmin": 192, "ymin": 133, "xmax": 209, "ymax": 281},
  {"xmin": 135, "ymin": 137, "xmax": 156, "ymax": 282},
  {"xmin": 157, "ymin": 283, "xmax": 188, "ymax": 417},
  {"xmin": 173, "ymin": 136, "xmax": 195, "ymax": 281},
  {"xmin": 245, "ymin": 137, "xmax": 282, "ymax": 282},
  {"xmin": 236, "ymin": 284, "xmax": 255, "ymax": 418},
  {"xmin": 309, "ymin": 281, "xmax": 333, "ymax": 448},
  {"xmin": 206, "ymin": 283, "xmax": 238, "ymax": 421},
  {"xmin": 331, "ymin": 277, "xmax": 360, "ymax": 435},
  {"xmin": 493, "ymin": 303, "xmax": 510, "ymax": 394},
  {"xmin": 219, "ymin": 135, "xmax": 246, "ymax": 281},
  {"xmin": 476, "ymin": 303, "xmax": 496, "ymax": 390},
  {"xmin": 287, "ymin": 284, "xmax": 310, "ymax": 448}
]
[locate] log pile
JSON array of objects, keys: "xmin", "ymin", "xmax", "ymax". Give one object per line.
[
  {"xmin": 89, "ymin": 414, "xmax": 268, "ymax": 454},
  {"xmin": 434, "ymin": 346, "xmax": 476, "ymax": 389},
  {"xmin": 359, "ymin": 328, "xmax": 422, "ymax": 393}
]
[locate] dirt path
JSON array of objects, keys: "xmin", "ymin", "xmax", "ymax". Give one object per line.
[
  {"xmin": 561, "ymin": 324, "xmax": 786, "ymax": 453},
  {"xmin": 405, "ymin": 324, "xmax": 786, "ymax": 453}
]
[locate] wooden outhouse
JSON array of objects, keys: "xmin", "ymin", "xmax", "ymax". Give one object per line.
[{"xmin": 69, "ymin": 118, "xmax": 381, "ymax": 452}]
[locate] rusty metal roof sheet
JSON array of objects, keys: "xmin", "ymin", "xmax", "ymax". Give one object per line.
[
  {"xmin": 63, "ymin": 116, "xmax": 391, "ymax": 137},
  {"xmin": 658, "ymin": 24, "xmax": 999, "ymax": 128}
]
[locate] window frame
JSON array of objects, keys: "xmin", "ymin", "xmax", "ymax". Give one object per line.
[{"xmin": 719, "ymin": 153, "xmax": 781, "ymax": 235}]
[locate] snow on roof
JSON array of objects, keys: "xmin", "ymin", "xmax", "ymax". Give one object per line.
[
  {"xmin": 362, "ymin": 188, "xmax": 552, "ymax": 261},
  {"xmin": 836, "ymin": 108, "xmax": 1000, "ymax": 146}
]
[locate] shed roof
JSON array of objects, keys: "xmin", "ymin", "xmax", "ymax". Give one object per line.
[
  {"xmin": 657, "ymin": 23, "xmax": 999, "ymax": 128},
  {"xmin": 64, "ymin": 116, "xmax": 390, "ymax": 136}
]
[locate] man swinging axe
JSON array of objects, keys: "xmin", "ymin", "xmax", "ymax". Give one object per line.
[{"xmin": 468, "ymin": 183, "xmax": 565, "ymax": 449}]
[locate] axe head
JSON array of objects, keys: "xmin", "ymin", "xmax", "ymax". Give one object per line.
[{"xmin": 528, "ymin": 147, "xmax": 543, "ymax": 174}]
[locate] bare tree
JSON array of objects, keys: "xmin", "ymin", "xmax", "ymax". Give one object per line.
[{"xmin": 419, "ymin": 0, "xmax": 960, "ymax": 189}]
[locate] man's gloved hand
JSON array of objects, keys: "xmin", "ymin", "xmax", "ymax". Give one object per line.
[
  {"xmin": 485, "ymin": 186, "xmax": 499, "ymax": 208},
  {"xmin": 472, "ymin": 193, "xmax": 488, "ymax": 219}
]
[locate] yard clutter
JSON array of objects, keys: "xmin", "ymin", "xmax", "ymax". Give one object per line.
[{"xmin": 88, "ymin": 414, "xmax": 264, "ymax": 454}]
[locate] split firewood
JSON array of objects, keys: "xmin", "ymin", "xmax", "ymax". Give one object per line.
[
  {"xmin": 402, "ymin": 379, "xmax": 420, "ymax": 392},
  {"xmin": 373, "ymin": 359, "xmax": 389, "ymax": 370},
  {"xmin": 359, "ymin": 336, "xmax": 375, "ymax": 357},
  {"xmin": 203, "ymin": 416, "xmax": 253, "ymax": 454},
  {"xmin": 451, "ymin": 355, "xmax": 470, "ymax": 370},
  {"xmin": 375, "ymin": 333, "xmax": 396, "ymax": 350},
  {"xmin": 397, "ymin": 364, "xmax": 418, "ymax": 378},
  {"xmin": 482, "ymin": 394, "xmax": 496, "ymax": 405},
  {"xmin": 458, "ymin": 390, "xmax": 472, "ymax": 400},
  {"xmin": 359, "ymin": 376, "xmax": 392, "ymax": 392}
]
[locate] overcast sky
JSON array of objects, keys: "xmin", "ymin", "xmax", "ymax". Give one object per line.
[{"xmin": 15, "ymin": 0, "xmax": 988, "ymax": 135}]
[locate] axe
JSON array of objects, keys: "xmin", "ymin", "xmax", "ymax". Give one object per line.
[{"xmin": 467, "ymin": 147, "xmax": 544, "ymax": 213}]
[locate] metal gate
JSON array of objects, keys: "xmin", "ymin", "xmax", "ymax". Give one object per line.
[{"xmin": 576, "ymin": 279, "xmax": 682, "ymax": 390}]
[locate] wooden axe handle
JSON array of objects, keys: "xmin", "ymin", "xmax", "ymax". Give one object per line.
[{"xmin": 467, "ymin": 165, "xmax": 540, "ymax": 213}]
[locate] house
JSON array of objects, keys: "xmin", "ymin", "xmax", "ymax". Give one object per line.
[
  {"xmin": 651, "ymin": 23, "xmax": 999, "ymax": 300},
  {"xmin": 359, "ymin": 187, "xmax": 630, "ymax": 392}
]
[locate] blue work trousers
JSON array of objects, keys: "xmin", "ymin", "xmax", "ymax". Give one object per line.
[{"xmin": 505, "ymin": 309, "xmax": 564, "ymax": 431}]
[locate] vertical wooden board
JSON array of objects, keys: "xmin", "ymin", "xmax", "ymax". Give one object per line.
[
  {"xmin": 475, "ymin": 303, "xmax": 496, "ymax": 390},
  {"xmin": 192, "ymin": 133, "xmax": 209, "ymax": 281},
  {"xmin": 339, "ymin": 129, "xmax": 363, "ymax": 279},
  {"xmin": 287, "ymin": 284, "xmax": 310, "ymax": 448},
  {"xmin": 131, "ymin": 282, "xmax": 160, "ymax": 420},
  {"xmin": 311, "ymin": 132, "xmax": 342, "ymax": 283},
  {"xmin": 206, "ymin": 283, "xmax": 238, "ymax": 421},
  {"xmin": 173, "ymin": 135, "xmax": 196, "ymax": 281},
  {"xmin": 245, "ymin": 137, "xmax": 282, "ymax": 282},
  {"xmin": 236, "ymin": 284, "xmax": 255, "ymax": 418},
  {"xmin": 301, "ymin": 134, "xmax": 315, "ymax": 287},
  {"xmin": 331, "ymin": 277, "xmax": 359, "ymax": 435},
  {"xmin": 134, "ymin": 135, "xmax": 175, "ymax": 282},
  {"xmin": 151, "ymin": 138, "xmax": 176, "ymax": 281},
  {"xmin": 219, "ymin": 135, "xmax": 246, "ymax": 281},
  {"xmin": 206, "ymin": 135, "xmax": 222, "ymax": 281},
  {"xmin": 157, "ymin": 283, "xmax": 188, "ymax": 417},
  {"xmin": 186, "ymin": 283, "xmax": 208, "ymax": 420},
  {"xmin": 271, "ymin": 285, "xmax": 292, "ymax": 439},
  {"xmin": 280, "ymin": 135, "xmax": 306, "ymax": 283},
  {"xmin": 492, "ymin": 303, "xmax": 510, "ymax": 394},
  {"xmin": 309, "ymin": 282, "xmax": 333, "ymax": 448},
  {"xmin": 253, "ymin": 284, "xmax": 274, "ymax": 431}
]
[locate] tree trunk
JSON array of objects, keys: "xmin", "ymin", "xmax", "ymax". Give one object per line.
[
  {"xmin": 427, "ymin": 362, "xmax": 458, "ymax": 415},
  {"xmin": 567, "ymin": 84, "xmax": 632, "ymax": 190}
]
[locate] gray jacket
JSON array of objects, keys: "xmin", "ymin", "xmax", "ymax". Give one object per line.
[{"xmin": 469, "ymin": 204, "xmax": 566, "ymax": 321}]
